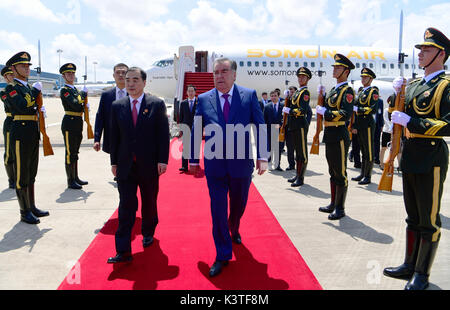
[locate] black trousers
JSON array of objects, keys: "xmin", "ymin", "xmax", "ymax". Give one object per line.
[
  {"xmin": 325, "ymin": 139, "xmax": 350, "ymax": 187},
  {"xmin": 63, "ymin": 130, "xmax": 82, "ymax": 165},
  {"xmin": 350, "ymin": 133, "xmax": 361, "ymax": 164},
  {"xmin": 11, "ymin": 120, "xmax": 39, "ymax": 189},
  {"xmin": 285, "ymin": 131, "xmax": 296, "ymax": 168},
  {"xmin": 116, "ymin": 162, "xmax": 160, "ymax": 253},
  {"xmin": 402, "ymin": 166, "xmax": 447, "ymax": 242},
  {"xmin": 3, "ymin": 117, "xmax": 13, "ymax": 165},
  {"xmin": 291, "ymin": 128, "xmax": 308, "ymax": 163},
  {"xmin": 357, "ymin": 125, "xmax": 375, "ymax": 162}
]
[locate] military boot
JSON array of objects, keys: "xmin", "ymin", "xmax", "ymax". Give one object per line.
[
  {"xmin": 5, "ymin": 163, "xmax": 15, "ymax": 189},
  {"xmin": 358, "ymin": 161, "xmax": 373, "ymax": 185},
  {"xmin": 66, "ymin": 163, "xmax": 82, "ymax": 190},
  {"xmin": 17, "ymin": 187, "xmax": 40, "ymax": 224},
  {"xmin": 319, "ymin": 181, "xmax": 336, "ymax": 213},
  {"xmin": 383, "ymin": 228, "xmax": 420, "ymax": 280},
  {"xmin": 74, "ymin": 161, "xmax": 88, "ymax": 185},
  {"xmin": 405, "ymin": 238, "xmax": 439, "ymax": 290},
  {"xmin": 351, "ymin": 160, "xmax": 365, "ymax": 182},
  {"xmin": 291, "ymin": 161, "xmax": 305, "ymax": 187},
  {"xmin": 328, "ymin": 185, "xmax": 347, "ymax": 220},
  {"xmin": 28, "ymin": 183, "xmax": 49, "ymax": 217}
]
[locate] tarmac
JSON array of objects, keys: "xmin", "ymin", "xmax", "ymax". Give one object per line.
[{"xmin": 0, "ymin": 96, "xmax": 448, "ymax": 290}]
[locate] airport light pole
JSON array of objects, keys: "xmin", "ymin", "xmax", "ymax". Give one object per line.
[
  {"xmin": 93, "ymin": 61, "xmax": 98, "ymax": 83},
  {"xmin": 57, "ymin": 49, "xmax": 63, "ymax": 89}
]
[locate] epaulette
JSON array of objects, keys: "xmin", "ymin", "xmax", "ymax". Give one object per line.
[
  {"xmin": 408, "ymin": 77, "xmax": 421, "ymax": 85},
  {"xmin": 372, "ymin": 86, "xmax": 379, "ymax": 90}
]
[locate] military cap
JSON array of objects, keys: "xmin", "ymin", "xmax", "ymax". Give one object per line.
[
  {"xmin": 60, "ymin": 63, "xmax": 77, "ymax": 74},
  {"xmin": 415, "ymin": 27, "xmax": 450, "ymax": 54},
  {"xmin": 6, "ymin": 51, "xmax": 32, "ymax": 67},
  {"xmin": 360, "ymin": 67, "xmax": 376, "ymax": 79},
  {"xmin": 1, "ymin": 66, "xmax": 13, "ymax": 77},
  {"xmin": 296, "ymin": 66, "xmax": 312, "ymax": 79},
  {"xmin": 332, "ymin": 53, "xmax": 355, "ymax": 70}
]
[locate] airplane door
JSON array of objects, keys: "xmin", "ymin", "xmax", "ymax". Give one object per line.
[
  {"xmin": 179, "ymin": 46, "xmax": 195, "ymax": 73},
  {"xmin": 196, "ymin": 51, "xmax": 208, "ymax": 72}
]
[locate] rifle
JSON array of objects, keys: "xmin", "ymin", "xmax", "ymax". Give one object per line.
[
  {"xmin": 348, "ymin": 111, "xmax": 355, "ymax": 140},
  {"xmin": 36, "ymin": 40, "xmax": 54, "ymax": 156},
  {"xmin": 378, "ymin": 11, "xmax": 407, "ymax": 192},
  {"xmin": 83, "ymin": 56, "xmax": 94, "ymax": 139},
  {"xmin": 310, "ymin": 46, "xmax": 324, "ymax": 155},
  {"xmin": 278, "ymin": 92, "xmax": 290, "ymax": 143}
]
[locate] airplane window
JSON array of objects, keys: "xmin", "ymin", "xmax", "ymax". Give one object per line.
[
  {"xmin": 278, "ymin": 62, "xmax": 283, "ymax": 67},
  {"xmin": 239, "ymin": 61, "xmax": 244, "ymax": 67},
  {"xmin": 303, "ymin": 62, "xmax": 307, "ymax": 67},
  {"xmin": 445, "ymin": 65, "xmax": 448, "ymax": 70},
  {"xmin": 390, "ymin": 64, "xmax": 394, "ymax": 69},
  {"xmin": 262, "ymin": 61, "xmax": 267, "ymax": 67},
  {"xmin": 398, "ymin": 64, "xmax": 401, "ymax": 69},
  {"xmin": 362, "ymin": 63, "xmax": 367, "ymax": 68},
  {"xmin": 255, "ymin": 61, "xmax": 259, "ymax": 67},
  {"xmin": 382, "ymin": 63, "xmax": 386, "ymax": 69},
  {"xmin": 270, "ymin": 62, "xmax": 274, "ymax": 67},
  {"xmin": 247, "ymin": 61, "xmax": 252, "ymax": 67},
  {"xmin": 320, "ymin": 62, "xmax": 323, "ymax": 68},
  {"xmin": 295, "ymin": 62, "xmax": 299, "ymax": 67},
  {"xmin": 356, "ymin": 63, "xmax": 360, "ymax": 68},
  {"xmin": 369, "ymin": 63, "xmax": 374, "ymax": 68},
  {"xmin": 311, "ymin": 62, "xmax": 315, "ymax": 68},
  {"xmin": 405, "ymin": 64, "xmax": 409, "ymax": 69},
  {"xmin": 287, "ymin": 61, "xmax": 291, "ymax": 67}
]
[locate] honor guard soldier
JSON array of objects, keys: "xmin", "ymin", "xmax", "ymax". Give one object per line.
[
  {"xmin": 384, "ymin": 27, "xmax": 450, "ymax": 290},
  {"xmin": 316, "ymin": 54, "xmax": 355, "ymax": 220},
  {"xmin": 4, "ymin": 52, "xmax": 49, "ymax": 224},
  {"xmin": 284, "ymin": 67, "xmax": 312, "ymax": 187},
  {"xmin": 351, "ymin": 68, "xmax": 379, "ymax": 185},
  {"xmin": 60, "ymin": 63, "xmax": 89, "ymax": 189},
  {"xmin": 1, "ymin": 66, "xmax": 16, "ymax": 189}
]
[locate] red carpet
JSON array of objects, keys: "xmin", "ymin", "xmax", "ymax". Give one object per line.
[{"xmin": 58, "ymin": 139, "xmax": 321, "ymax": 290}]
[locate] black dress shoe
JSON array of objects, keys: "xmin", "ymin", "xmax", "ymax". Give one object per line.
[
  {"xmin": 107, "ymin": 252, "xmax": 133, "ymax": 264},
  {"xmin": 209, "ymin": 260, "xmax": 229, "ymax": 277},
  {"xmin": 179, "ymin": 167, "xmax": 188, "ymax": 172},
  {"xmin": 285, "ymin": 166, "xmax": 295, "ymax": 171},
  {"xmin": 358, "ymin": 177, "xmax": 371, "ymax": 185},
  {"xmin": 143, "ymin": 236, "xmax": 154, "ymax": 248},
  {"xmin": 275, "ymin": 166, "xmax": 283, "ymax": 171},
  {"xmin": 232, "ymin": 233, "xmax": 242, "ymax": 244}
]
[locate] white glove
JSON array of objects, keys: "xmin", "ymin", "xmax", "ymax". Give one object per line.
[
  {"xmin": 316, "ymin": 106, "xmax": 326, "ymax": 116},
  {"xmin": 353, "ymin": 106, "xmax": 358, "ymax": 112},
  {"xmin": 282, "ymin": 107, "xmax": 291, "ymax": 114},
  {"xmin": 32, "ymin": 82, "xmax": 42, "ymax": 91},
  {"xmin": 82, "ymin": 86, "xmax": 88, "ymax": 93},
  {"xmin": 391, "ymin": 111, "xmax": 411, "ymax": 127},
  {"xmin": 86, "ymin": 102, "xmax": 90, "ymax": 111},
  {"xmin": 393, "ymin": 77, "xmax": 404, "ymax": 93},
  {"xmin": 40, "ymin": 105, "xmax": 47, "ymax": 118},
  {"xmin": 317, "ymin": 85, "xmax": 325, "ymax": 96},
  {"xmin": 283, "ymin": 90, "xmax": 290, "ymax": 98}
]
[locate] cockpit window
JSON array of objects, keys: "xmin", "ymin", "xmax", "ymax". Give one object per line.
[{"xmin": 152, "ymin": 59, "xmax": 174, "ymax": 67}]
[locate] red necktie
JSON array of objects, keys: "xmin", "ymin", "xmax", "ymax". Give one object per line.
[{"xmin": 132, "ymin": 99, "xmax": 138, "ymax": 127}]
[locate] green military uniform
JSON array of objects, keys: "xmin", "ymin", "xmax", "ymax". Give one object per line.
[
  {"xmin": 318, "ymin": 54, "xmax": 355, "ymax": 220},
  {"xmin": 286, "ymin": 67, "xmax": 312, "ymax": 187},
  {"xmin": 4, "ymin": 52, "xmax": 49, "ymax": 224},
  {"xmin": 1, "ymin": 66, "xmax": 15, "ymax": 188},
  {"xmin": 59, "ymin": 63, "xmax": 88, "ymax": 189},
  {"xmin": 352, "ymin": 68, "xmax": 379, "ymax": 184},
  {"xmin": 383, "ymin": 27, "xmax": 450, "ymax": 290}
]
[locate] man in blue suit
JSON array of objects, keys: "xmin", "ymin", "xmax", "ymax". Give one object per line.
[
  {"xmin": 264, "ymin": 90, "xmax": 284, "ymax": 171},
  {"xmin": 190, "ymin": 58, "xmax": 268, "ymax": 277},
  {"xmin": 107, "ymin": 67, "xmax": 170, "ymax": 264},
  {"xmin": 93, "ymin": 63, "xmax": 128, "ymax": 154}
]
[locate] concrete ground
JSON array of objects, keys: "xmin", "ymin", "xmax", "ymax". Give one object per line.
[{"xmin": 0, "ymin": 97, "xmax": 448, "ymax": 290}]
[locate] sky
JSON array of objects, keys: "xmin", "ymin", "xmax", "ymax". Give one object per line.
[{"xmin": 0, "ymin": 0, "xmax": 449, "ymax": 82}]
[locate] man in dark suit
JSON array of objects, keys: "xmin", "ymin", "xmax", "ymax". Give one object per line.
[
  {"xmin": 264, "ymin": 90, "xmax": 283, "ymax": 171},
  {"xmin": 190, "ymin": 58, "xmax": 268, "ymax": 277},
  {"xmin": 107, "ymin": 67, "xmax": 170, "ymax": 264},
  {"xmin": 258, "ymin": 91, "xmax": 268, "ymax": 112},
  {"xmin": 94, "ymin": 63, "xmax": 128, "ymax": 154},
  {"xmin": 179, "ymin": 84, "xmax": 197, "ymax": 172}
]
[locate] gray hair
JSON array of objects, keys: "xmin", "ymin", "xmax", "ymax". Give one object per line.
[{"xmin": 213, "ymin": 57, "xmax": 237, "ymax": 72}]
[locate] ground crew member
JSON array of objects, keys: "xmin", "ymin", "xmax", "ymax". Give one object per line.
[
  {"xmin": 60, "ymin": 63, "xmax": 89, "ymax": 189},
  {"xmin": 384, "ymin": 27, "xmax": 450, "ymax": 290},
  {"xmin": 5, "ymin": 51, "xmax": 49, "ymax": 224},
  {"xmin": 316, "ymin": 54, "xmax": 355, "ymax": 220},
  {"xmin": 351, "ymin": 67, "xmax": 379, "ymax": 185}
]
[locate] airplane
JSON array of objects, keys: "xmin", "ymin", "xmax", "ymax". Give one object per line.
[{"xmin": 145, "ymin": 44, "xmax": 450, "ymax": 112}]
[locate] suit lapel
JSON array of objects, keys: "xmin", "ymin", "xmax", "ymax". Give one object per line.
[
  {"xmin": 122, "ymin": 97, "xmax": 134, "ymax": 133},
  {"xmin": 135, "ymin": 94, "xmax": 147, "ymax": 129},
  {"xmin": 211, "ymin": 90, "xmax": 225, "ymax": 125},
  {"xmin": 228, "ymin": 85, "xmax": 242, "ymax": 124}
]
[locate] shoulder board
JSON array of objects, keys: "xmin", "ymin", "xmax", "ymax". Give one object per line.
[
  {"xmin": 408, "ymin": 78, "xmax": 421, "ymax": 85},
  {"xmin": 372, "ymin": 86, "xmax": 379, "ymax": 90},
  {"xmin": 443, "ymin": 75, "xmax": 450, "ymax": 81}
]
